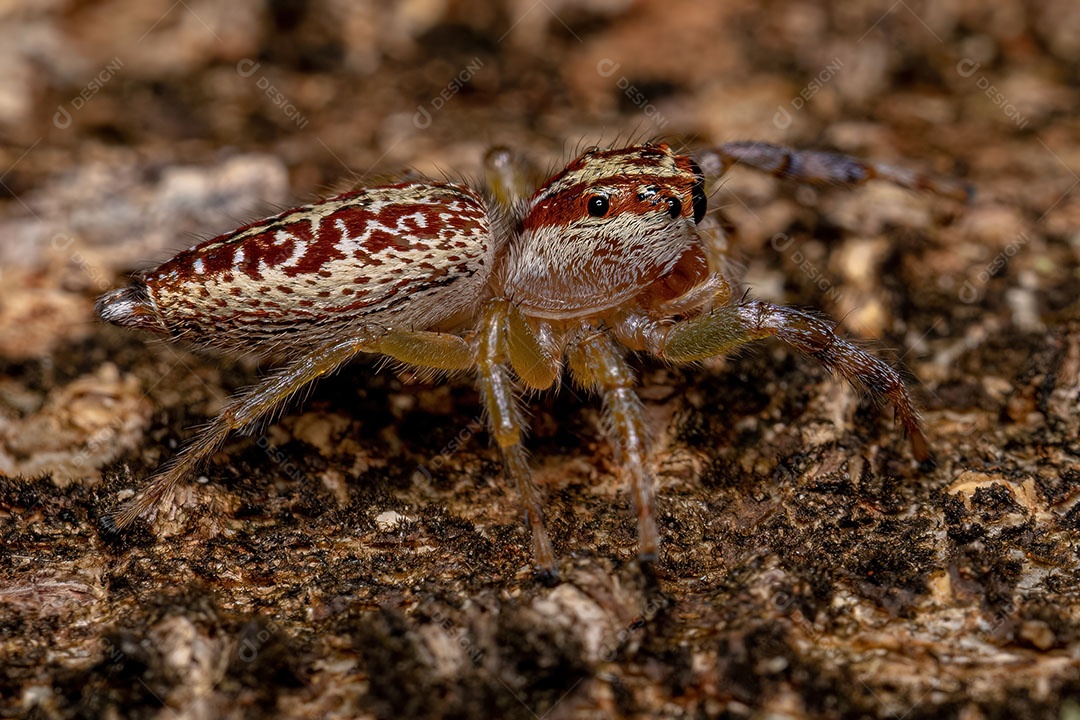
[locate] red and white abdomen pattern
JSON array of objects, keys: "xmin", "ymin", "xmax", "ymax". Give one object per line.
[{"xmin": 104, "ymin": 183, "xmax": 495, "ymax": 352}]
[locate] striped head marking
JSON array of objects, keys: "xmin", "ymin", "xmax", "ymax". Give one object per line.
[
  {"xmin": 525, "ymin": 143, "xmax": 707, "ymax": 230},
  {"xmin": 504, "ymin": 143, "xmax": 710, "ymax": 319}
]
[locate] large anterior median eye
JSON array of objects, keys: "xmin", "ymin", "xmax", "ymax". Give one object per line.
[{"xmin": 587, "ymin": 195, "xmax": 610, "ymax": 217}]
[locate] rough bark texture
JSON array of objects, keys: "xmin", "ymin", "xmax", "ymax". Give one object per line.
[{"xmin": 1, "ymin": 1, "xmax": 1078, "ymax": 718}]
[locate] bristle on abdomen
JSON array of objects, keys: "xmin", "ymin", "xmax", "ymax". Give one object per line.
[{"xmin": 95, "ymin": 282, "xmax": 168, "ymax": 334}]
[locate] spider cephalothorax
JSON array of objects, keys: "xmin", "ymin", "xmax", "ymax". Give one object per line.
[
  {"xmin": 98, "ymin": 140, "xmax": 966, "ymax": 582},
  {"xmin": 503, "ymin": 144, "xmax": 709, "ymax": 319}
]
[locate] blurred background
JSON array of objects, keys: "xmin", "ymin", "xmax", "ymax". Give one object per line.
[{"xmin": 1, "ymin": 2, "xmax": 1079, "ymax": 718}]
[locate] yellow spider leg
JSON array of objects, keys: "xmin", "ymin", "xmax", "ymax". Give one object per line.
[
  {"xmin": 659, "ymin": 300, "xmax": 931, "ymax": 464},
  {"xmin": 107, "ymin": 328, "xmax": 385, "ymax": 530},
  {"xmin": 568, "ymin": 332, "xmax": 660, "ymax": 563},
  {"xmin": 477, "ymin": 299, "xmax": 560, "ymax": 582},
  {"xmin": 109, "ymin": 328, "xmax": 474, "ymax": 531}
]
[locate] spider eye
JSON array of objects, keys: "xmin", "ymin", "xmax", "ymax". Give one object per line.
[
  {"xmin": 689, "ymin": 160, "xmax": 708, "ymax": 223},
  {"xmin": 666, "ymin": 196, "xmax": 683, "ymax": 219},
  {"xmin": 587, "ymin": 195, "xmax": 610, "ymax": 218},
  {"xmin": 692, "ymin": 185, "xmax": 707, "ymax": 223}
]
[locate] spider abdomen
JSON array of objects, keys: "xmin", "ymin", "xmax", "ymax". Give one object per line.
[{"xmin": 98, "ymin": 182, "xmax": 495, "ymax": 351}]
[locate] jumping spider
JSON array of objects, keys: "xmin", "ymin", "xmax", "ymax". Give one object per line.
[{"xmin": 97, "ymin": 140, "xmax": 966, "ymax": 582}]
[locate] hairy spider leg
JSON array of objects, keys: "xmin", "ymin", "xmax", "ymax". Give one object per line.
[
  {"xmin": 106, "ymin": 330, "xmax": 381, "ymax": 530},
  {"xmin": 699, "ymin": 141, "xmax": 972, "ymax": 202},
  {"xmin": 657, "ymin": 300, "xmax": 931, "ymax": 463},
  {"xmin": 477, "ymin": 299, "xmax": 561, "ymax": 582},
  {"xmin": 568, "ymin": 331, "xmax": 660, "ymax": 562},
  {"xmin": 107, "ymin": 327, "xmax": 476, "ymax": 531}
]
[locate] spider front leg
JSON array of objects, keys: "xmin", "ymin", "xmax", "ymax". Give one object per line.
[
  {"xmin": 656, "ymin": 300, "xmax": 931, "ymax": 464},
  {"xmin": 477, "ymin": 299, "xmax": 561, "ymax": 583},
  {"xmin": 568, "ymin": 332, "xmax": 659, "ymax": 564},
  {"xmin": 698, "ymin": 141, "xmax": 971, "ymax": 202}
]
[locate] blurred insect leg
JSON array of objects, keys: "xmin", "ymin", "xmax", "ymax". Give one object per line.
[
  {"xmin": 477, "ymin": 299, "xmax": 558, "ymax": 582},
  {"xmin": 107, "ymin": 328, "xmax": 385, "ymax": 531},
  {"xmin": 698, "ymin": 141, "xmax": 971, "ymax": 202},
  {"xmin": 659, "ymin": 301, "xmax": 931, "ymax": 463},
  {"xmin": 568, "ymin": 332, "xmax": 659, "ymax": 562},
  {"xmin": 484, "ymin": 146, "xmax": 543, "ymax": 206}
]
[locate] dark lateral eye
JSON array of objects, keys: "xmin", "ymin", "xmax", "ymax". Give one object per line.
[
  {"xmin": 587, "ymin": 195, "xmax": 610, "ymax": 217},
  {"xmin": 689, "ymin": 160, "xmax": 708, "ymax": 223},
  {"xmin": 666, "ymin": 196, "xmax": 683, "ymax": 219},
  {"xmin": 692, "ymin": 184, "xmax": 707, "ymax": 223}
]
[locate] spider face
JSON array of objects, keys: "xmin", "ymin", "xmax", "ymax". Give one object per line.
[{"xmin": 502, "ymin": 144, "xmax": 708, "ymax": 320}]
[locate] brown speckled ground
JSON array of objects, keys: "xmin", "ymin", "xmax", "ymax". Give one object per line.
[{"xmin": 1, "ymin": 1, "xmax": 1079, "ymax": 718}]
